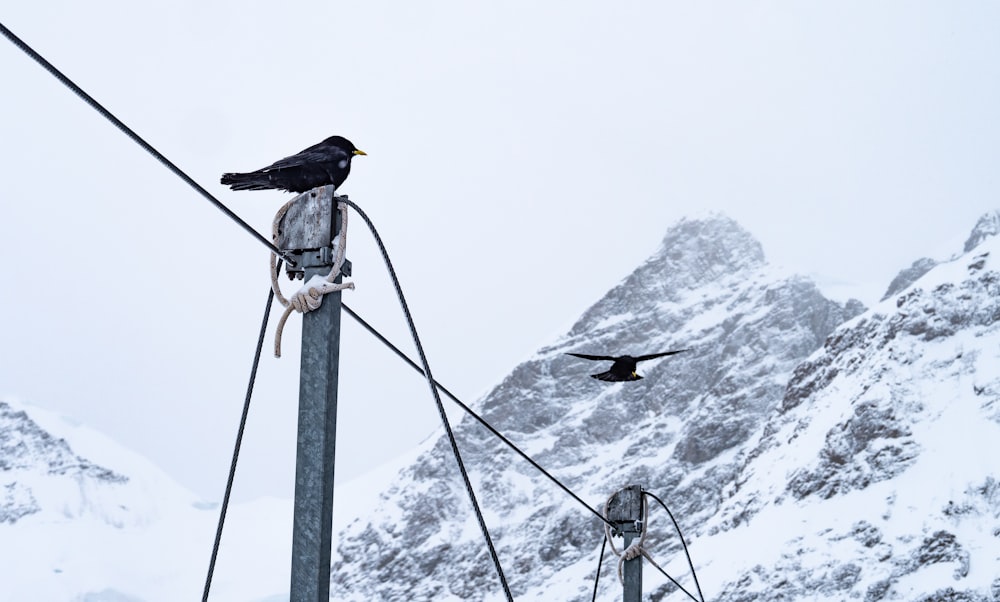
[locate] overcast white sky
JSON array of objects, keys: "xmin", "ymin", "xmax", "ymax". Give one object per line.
[{"xmin": 2, "ymin": 1, "xmax": 998, "ymax": 504}]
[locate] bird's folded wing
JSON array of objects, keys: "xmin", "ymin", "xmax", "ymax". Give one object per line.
[{"xmin": 267, "ymin": 147, "xmax": 347, "ymax": 171}]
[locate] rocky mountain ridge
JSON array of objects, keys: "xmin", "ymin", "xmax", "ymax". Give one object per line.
[
  {"xmin": 705, "ymin": 214, "xmax": 1000, "ymax": 600},
  {"xmin": 0, "ymin": 401, "xmax": 129, "ymax": 526},
  {"xmin": 330, "ymin": 214, "xmax": 875, "ymax": 600},
  {"xmin": 330, "ymin": 211, "xmax": 1000, "ymax": 601}
]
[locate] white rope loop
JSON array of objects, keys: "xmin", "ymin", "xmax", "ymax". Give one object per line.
[{"xmin": 270, "ymin": 198, "xmax": 354, "ymax": 357}]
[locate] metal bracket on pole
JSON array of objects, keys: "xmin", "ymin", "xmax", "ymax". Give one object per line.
[
  {"xmin": 276, "ymin": 184, "xmax": 348, "ymax": 602},
  {"xmin": 277, "ymin": 189, "xmax": 352, "ymax": 280},
  {"xmin": 608, "ymin": 485, "xmax": 643, "ymax": 602}
]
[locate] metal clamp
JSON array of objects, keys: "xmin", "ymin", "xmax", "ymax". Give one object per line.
[{"xmin": 283, "ymin": 249, "xmax": 352, "ymax": 280}]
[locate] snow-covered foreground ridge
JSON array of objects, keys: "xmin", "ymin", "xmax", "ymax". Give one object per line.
[
  {"xmin": 700, "ymin": 221, "xmax": 1000, "ymax": 600},
  {"xmin": 0, "ymin": 399, "xmax": 209, "ymax": 601},
  {"xmin": 330, "ymin": 212, "xmax": 1000, "ymax": 601},
  {"xmin": 3, "ymin": 211, "xmax": 1000, "ymax": 601},
  {"xmin": 0, "ymin": 397, "xmax": 311, "ymax": 601}
]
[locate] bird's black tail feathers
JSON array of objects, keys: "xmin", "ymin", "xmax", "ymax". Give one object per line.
[
  {"xmin": 220, "ymin": 172, "xmax": 271, "ymax": 191},
  {"xmin": 591, "ymin": 372, "xmax": 643, "ymax": 382}
]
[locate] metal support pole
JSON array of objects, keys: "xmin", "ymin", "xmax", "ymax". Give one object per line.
[
  {"xmin": 281, "ymin": 186, "xmax": 346, "ymax": 602},
  {"xmin": 621, "ymin": 523, "xmax": 642, "ymax": 602},
  {"xmin": 608, "ymin": 485, "xmax": 643, "ymax": 602}
]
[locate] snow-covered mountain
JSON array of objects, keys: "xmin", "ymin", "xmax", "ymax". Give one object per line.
[
  {"xmin": 0, "ymin": 399, "xmax": 226, "ymax": 601},
  {"xmin": 702, "ymin": 214, "xmax": 1000, "ymax": 600},
  {"xmin": 0, "ymin": 395, "xmax": 412, "ymax": 601},
  {"xmin": 0, "ymin": 398, "xmax": 306, "ymax": 602},
  {"xmin": 329, "ymin": 212, "xmax": 1000, "ymax": 601},
  {"xmin": 5, "ymin": 211, "xmax": 999, "ymax": 601}
]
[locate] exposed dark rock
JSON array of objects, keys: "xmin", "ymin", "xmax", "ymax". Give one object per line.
[
  {"xmin": 909, "ymin": 530, "xmax": 970, "ymax": 580},
  {"xmin": 849, "ymin": 520, "xmax": 883, "ymax": 547},
  {"xmin": 881, "ymin": 257, "xmax": 938, "ymax": 301},
  {"xmin": 0, "ymin": 482, "xmax": 39, "ymax": 524},
  {"xmin": 913, "ymin": 588, "xmax": 990, "ymax": 602},
  {"xmin": 964, "ymin": 210, "xmax": 1000, "ymax": 253},
  {"xmin": 787, "ymin": 398, "xmax": 920, "ymax": 500},
  {"xmin": 866, "ymin": 579, "xmax": 891, "ymax": 601}
]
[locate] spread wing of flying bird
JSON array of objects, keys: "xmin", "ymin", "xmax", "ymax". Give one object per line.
[
  {"xmin": 566, "ymin": 349, "xmax": 690, "ymax": 382},
  {"xmin": 633, "ymin": 351, "xmax": 690, "ymax": 362}
]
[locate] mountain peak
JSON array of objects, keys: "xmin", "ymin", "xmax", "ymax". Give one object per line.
[
  {"xmin": 330, "ymin": 213, "xmax": 868, "ymax": 600},
  {"xmin": 662, "ymin": 211, "xmax": 763, "ymax": 247},
  {"xmin": 570, "ymin": 213, "xmax": 766, "ymax": 334},
  {"xmin": 656, "ymin": 213, "xmax": 766, "ymax": 284},
  {"xmin": 963, "ymin": 209, "xmax": 1000, "ymax": 253}
]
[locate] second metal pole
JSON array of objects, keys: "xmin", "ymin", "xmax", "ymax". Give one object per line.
[{"xmin": 608, "ymin": 485, "xmax": 643, "ymax": 602}]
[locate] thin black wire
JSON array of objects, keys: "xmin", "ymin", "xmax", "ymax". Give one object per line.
[
  {"xmin": 603, "ymin": 491, "xmax": 700, "ymax": 602},
  {"xmin": 643, "ymin": 491, "xmax": 706, "ymax": 602},
  {"xmin": 341, "ymin": 302, "xmax": 616, "ymax": 531},
  {"xmin": 0, "ymin": 21, "xmax": 294, "ymax": 265},
  {"xmin": 202, "ymin": 269, "xmax": 278, "ymax": 601},
  {"xmin": 591, "ymin": 535, "xmax": 607, "ymax": 602},
  {"xmin": 340, "ymin": 199, "xmax": 513, "ymax": 602},
  {"xmin": 641, "ymin": 555, "xmax": 699, "ymax": 602}
]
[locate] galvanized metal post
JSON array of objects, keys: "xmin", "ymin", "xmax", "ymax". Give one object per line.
[
  {"xmin": 608, "ymin": 485, "xmax": 643, "ymax": 602},
  {"xmin": 277, "ymin": 186, "xmax": 346, "ymax": 602}
]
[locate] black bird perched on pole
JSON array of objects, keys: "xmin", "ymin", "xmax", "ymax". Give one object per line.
[
  {"xmin": 221, "ymin": 135, "xmax": 366, "ymax": 193},
  {"xmin": 566, "ymin": 350, "xmax": 690, "ymax": 382}
]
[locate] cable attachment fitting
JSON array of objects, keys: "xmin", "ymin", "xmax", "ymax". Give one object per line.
[{"xmin": 270, "ymin": 188, "xmax": 354, "ymax": 357}]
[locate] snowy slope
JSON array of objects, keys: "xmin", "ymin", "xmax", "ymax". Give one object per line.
[
  {"xmin": 0, "ymin": 399, "xmax": 209, "ymax": 601},
  {"xmin": 0, "ymin": 397, "xmax": 419, "ymax": 601},
  {"xmin": 329, "ymin": 212, "xmax": 1000, "ymax": 601},
  {"xmin": 328, "ymin": 214, "xmax": 865, "ymax": 600},
  {"xmin": 696, "ymin": 220, "xmax": 1000, "ymax": 600}
]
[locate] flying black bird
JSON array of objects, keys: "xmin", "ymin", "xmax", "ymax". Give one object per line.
[
  {"xmin": 220, "ymin": 135, "xmax": 366, "ymax": 193},
  {"xmin": 566, "ymin": 350, "xmax": 690, "ymax": 382}
]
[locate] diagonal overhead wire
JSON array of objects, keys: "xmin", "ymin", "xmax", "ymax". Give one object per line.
[
  {"xmin": 0, "ymin": 21, "xmax": 293, "ymax": 264},
  {"xmin": 339, "ymin": 200, "xmax": 513, "ymax": 601},
  {"xmin": 341, "ymin": 302, "xmax": 615, "ymax": 530},
  {"xmin": 644, "ymin": 491, "xmax": 706, "ymax": 602}
]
